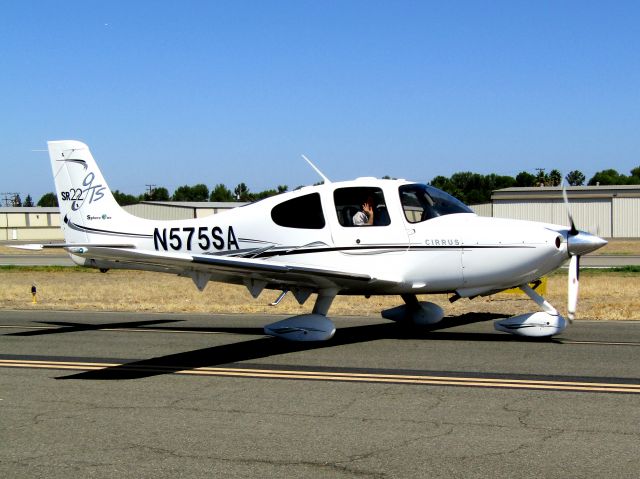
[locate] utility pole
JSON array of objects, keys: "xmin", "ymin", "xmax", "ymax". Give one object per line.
[
  {"xmin": 0, "ymin": 192, "xmax": 20, "ymax": 207},
  {"xmin": 145, "ymin": 184, "xmax": 156, "ymax": 199}
]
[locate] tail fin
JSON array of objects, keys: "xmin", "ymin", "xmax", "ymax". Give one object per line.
[{"xmin": 47, "ymin": 140, "xmax": 130, "ymax": 244}]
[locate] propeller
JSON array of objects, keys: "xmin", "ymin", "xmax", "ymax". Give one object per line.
[
  {"xmin": 567, "ymin": 254, "xmax": 579, "ymax": 322},
  {"xmin": 562, "ymin": 186, "xmax": 579, "ymax": 322},
  {"xmin": 561, "ymin": 186, "xmax": 607, "ymax": 321}
]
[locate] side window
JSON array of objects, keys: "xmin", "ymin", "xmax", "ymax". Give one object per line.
[
  {"xmin": 333, "ymin": 187, "xmax": 391, "ymax": 227},
  {"xmin": 271, "ymin": 193, "xmax": 325, "ymax": 229}
]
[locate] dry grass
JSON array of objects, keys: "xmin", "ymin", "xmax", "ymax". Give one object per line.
[
  {"xmin": 595, "ymin": 239, "xmax": 640, "ymax": 256},
  {"xmin": 0, "ymin": 268, "xmax": 637, "ymax": 320}
]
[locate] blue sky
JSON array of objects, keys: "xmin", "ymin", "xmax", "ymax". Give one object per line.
[{"xmin": 1, "ymin": 1, "xmax": 639, "ymax": 201}]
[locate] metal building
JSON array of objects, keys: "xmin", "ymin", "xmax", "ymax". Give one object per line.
[
  {"xmin": 0, "ymin": 207, "xmax": 63, "ymax": 241},
  {"xmin": 122, "ymin": 201, "xmax": 248, "ymax": 220},
  {"xmin": 489, "ymin": 186, "xmax": 640, "ymax": 238},
  {"xmin": 1, "ymin": 202, "xmax": 247, "ymax": 241}
]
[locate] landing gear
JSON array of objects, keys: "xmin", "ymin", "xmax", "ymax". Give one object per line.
[
  {"xmin": 264, "ymin": 288, "xmax": 337, "ymax": 341},
  {"xmin": 494, "ymin": 284, "xmax": 567, "ymax": 338}
]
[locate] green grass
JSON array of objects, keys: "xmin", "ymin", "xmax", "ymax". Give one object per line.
[
  {"xmin": 550, "ymin": 265, "xmax": 640, "ymax": 276},
  {"xmin": 583, "ymin": 266, "xmax": 640, "ymax": 274}
]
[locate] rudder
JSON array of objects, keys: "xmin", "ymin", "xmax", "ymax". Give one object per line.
[{"xmin": 47, "ymin": 140, "xmax": 128, "ymax": 244}]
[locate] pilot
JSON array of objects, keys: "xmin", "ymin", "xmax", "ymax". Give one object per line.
[{"xmin": 353, "ymin": 195, "xmax": 374, "ymax": 226}]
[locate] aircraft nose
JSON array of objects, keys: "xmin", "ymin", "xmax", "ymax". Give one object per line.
[{"xmin": 567, "ymin": 231, "xmax": 608, "ymax": 256}]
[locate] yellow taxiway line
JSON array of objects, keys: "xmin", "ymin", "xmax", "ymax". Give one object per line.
[{"xmin": 2, "ymin": 359, "xmax": 639, "ymax": 393}]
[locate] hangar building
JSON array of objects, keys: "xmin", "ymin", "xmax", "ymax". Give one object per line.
[
  {"xmin": 485, "ymin": 185, "xmax": 640, "ymax": 238},
  {"xmin": 0, "ymin": 202, "xmax": 245, "ymax": 241},
  {"xmin": 122, "ymin": 201, "xmax": 249, "ymax": 220},
  {"xmin": 0, "ymin": 207, "xmax": 61, "ymax": 241}
]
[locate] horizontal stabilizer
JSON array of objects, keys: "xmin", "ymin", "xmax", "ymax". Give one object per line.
[{"xmin": 8, "ymin": 243, "xmax": 135, "ymax": 250}]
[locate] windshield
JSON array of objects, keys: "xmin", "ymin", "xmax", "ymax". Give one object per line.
[{"xmin": 399, "ymin": 184, "xmax": 473, "ymax": 223}]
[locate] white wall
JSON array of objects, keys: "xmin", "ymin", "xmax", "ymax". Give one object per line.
[{"xmin": 493, "ymin": 199, "xmax": 611, "ymax": 237}]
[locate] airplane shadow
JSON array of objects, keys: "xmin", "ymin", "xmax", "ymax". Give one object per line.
[
  {"xmin": 55, "ymin": 312, "xmax": 530, "ymax": 381},
  {"xmin": 5, "ymin": 319, "xmax": 187, "ymax": 337}
]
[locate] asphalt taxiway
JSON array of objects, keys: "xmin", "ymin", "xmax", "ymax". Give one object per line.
[{"xmin": 1, "ymin": 310, "xmax": 639, "ymax": 478}]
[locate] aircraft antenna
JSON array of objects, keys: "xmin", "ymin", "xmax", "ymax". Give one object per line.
[{"xmin": 301, "ymin": 155, "xmax": 331, "ymax": 184}]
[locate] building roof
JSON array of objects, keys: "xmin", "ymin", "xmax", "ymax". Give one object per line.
[
  {"xmin": 139, "ymin": 201, "xmax": 249, "ymax": 208},
  {"xmin": 0, "ymin": 207, "xmax": 60, "ymax": 213},
  {"xmin": 492, "ymin": 185, "xmax": 640, "ymax": 200}
]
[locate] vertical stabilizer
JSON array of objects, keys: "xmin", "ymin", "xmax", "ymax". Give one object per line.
[{"xmin": 47, "ymin": 140, "xmax": 131, "ymax": 244}]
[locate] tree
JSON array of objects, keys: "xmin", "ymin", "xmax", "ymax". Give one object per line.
[
  {"xmin": 565, "ymin": 170, "xmax": 585, "ymax": 186},
  {"xmin": 234, "ymin": 183, "xmax": 253, "ymax": 202},
  {"xmin": 430, "ymin": 176, "xmax": 459, "ymax": 199},
  {"xmin": 448, "ymin": 172, "xmax": 487, "ymax": 204},
  {"xmin": 23, "ymin": 194, "xmax": 34, "ymax": 207},
  {"xmin": 588, "ymin": 169, "xmax": 626, "ymax": 186},
  {"xmin": 12, "ymin": 194, "xmax": 22, "ymax": 207},
  {"xmin": 535, "ymin": 169, "xmax": 548, "ymax": 187},
  {"xmin": 173, "ymin": 184, "xmax": 210, "ymax": 201},
  {"xmin": 484, "ymin": 174, "xmax": 516, "ymax": 195},
  {"xmin": 515, "ymin": 171, "xmax": 536, "ymax": 187},
  {"xmin": 112, "ymin": 190, "xmax": 139, "ymax": 206},
  {"xmin": 172, "ymin": 185, "xmax": 192, "ymax": 201},
  {"xmin": 191, "ymin": 184, "xmax": 210, "ymax": 201},
  {"xmin": 37, "ymin": 192, "xmax": 58, "ymax": 207},
  {"xmin": 548, "ymin": 169, "xmax": 562, "ymax": 187},
  {"xmin": 628, "ymin": 167, "xmax": 640, "ymax": 185},
  {"xmin": 210, "ymin": 183, "xmax": 234, "ymax": 202},
  {"xmin": 430, "ymin": 172, "xmax": 515, "ymax": 205},
  {"xmin": 143, "ymin": 186, "xmax": 170, "ymax": 201},
  {"xmin": 253, "ymin": 185, "xmax": 288, "ymax": 201}
]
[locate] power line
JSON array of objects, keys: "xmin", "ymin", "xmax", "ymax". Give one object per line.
[{"xmin": 0, "ymin": 192, "xmax": 20, "ymax": 207}]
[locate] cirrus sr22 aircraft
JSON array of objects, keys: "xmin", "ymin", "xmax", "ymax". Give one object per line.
[{"xmin": 24, "ymin": 140, "xmax": 607, "ymax": 341}]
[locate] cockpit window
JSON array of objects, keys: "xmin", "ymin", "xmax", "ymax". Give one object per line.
[
  {"xmin": 334, "ymin": 187, "xmax": 391, "ymax": 227},
  {"xmin": 399, "ymin": 184, "xmax": 473, "ymax": 223},
  {"xmin": 271, "ymin": 193, "xmax": 325, "ymax": 229}
]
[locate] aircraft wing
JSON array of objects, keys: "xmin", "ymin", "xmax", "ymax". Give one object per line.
[{"xmin": 73, "ymin": 246, "xmax": 397, "ymax": 291}]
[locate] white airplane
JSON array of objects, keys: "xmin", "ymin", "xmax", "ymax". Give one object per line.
[{"xmin": 25, "ymin": 140, "xmax": 607, "ymax": 341}]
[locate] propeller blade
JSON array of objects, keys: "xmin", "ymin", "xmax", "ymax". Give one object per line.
[
  {"xmin": 562, "ymin": 185, "xmax": 578, "ymax": 236},
  {"xmin": 567, "ymin": 255, "xmax": 580, "ymax": 322}
]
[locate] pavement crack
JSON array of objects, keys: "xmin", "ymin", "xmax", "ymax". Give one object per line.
[
  {"xmin": 334, "ymin": 428, "xmax": 453, "ymax": 477},
  {"xmin": 125, "ymin": 443, "xmax": 383, "ymax": 477}
]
